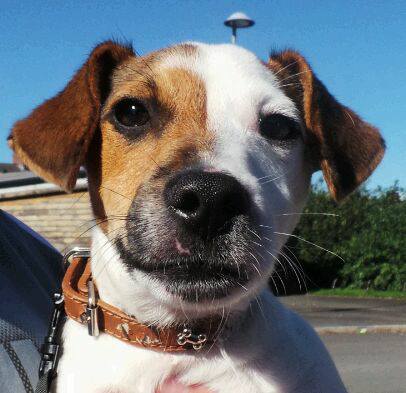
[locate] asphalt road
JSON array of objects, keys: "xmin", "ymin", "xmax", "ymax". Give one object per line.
[
  {"xmin": 278, "ymin": 295, "xmax": 406, "ymax": 393},
  {"xmin": 322, "ymin": 333, "xmax": 406, "ymax": 393},
  {"xmin": 280, "ymin": 295, "xmax": 406, "ymax": 327}
]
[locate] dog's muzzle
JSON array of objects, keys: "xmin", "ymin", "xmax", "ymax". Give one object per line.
[{"xmin": 117, "ymin": 169, "xmax": 260, "ymax": 302}]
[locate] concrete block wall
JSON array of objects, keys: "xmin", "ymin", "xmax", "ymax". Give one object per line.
[{"xmin": 0, "ymin": 191, "xmax": 93, "ymax": 252}]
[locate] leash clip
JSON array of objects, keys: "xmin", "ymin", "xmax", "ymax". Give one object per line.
[
  {"xmin": 84, "ymin": 279, "xmax": 100, "ymax": 337},
  {"xmin": 38, "ymin": 293, "xmax": 65, "ymax": 380},
  {"xmin": 177, "ymin": 328, "xmax": 207, "ymax": 351}
]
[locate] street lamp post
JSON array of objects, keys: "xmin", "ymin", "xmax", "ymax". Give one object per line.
[{"xmin": 224, "ymin": 12, "xmax": 255, "ymax": 44}]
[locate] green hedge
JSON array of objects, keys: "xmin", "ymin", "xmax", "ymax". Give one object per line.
[{"xmin": 275, "ymin": 181, "xmax": 406, "ymax": 293}]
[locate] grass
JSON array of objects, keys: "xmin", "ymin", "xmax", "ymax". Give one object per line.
[{"xmin": 310, "ymin": 288, "xmax": 406, "ymax": 299}]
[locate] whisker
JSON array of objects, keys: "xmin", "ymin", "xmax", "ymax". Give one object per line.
[
  {"xmin": 246, "ymin": 250, "xmax": 262, "ymax": 276},
  {"xmin": 67, "ymin": 191, "xmax": 88, "ymax": 210},
  {"xmin": 269, "ymin": 276, "xmax": 279, "ymax": 296},
  {"xmin": 279, "ymin": 249, "xmax": 306, "ymax": 292},
  {"xmin": 273, "ymin": 60, "xmax": 298, "ymax": 76},
  {"xmin": 273, "ymin": 212, "xmax": 339, "ymax": 217},
  {"xmin": 272, "ymin": 230, "xmax": 345, "ymax": 262},
  {"xmin": 230, "ymin": 254, "xmax": 241, "ymax": 279},
  {"xmin": 91, "ymin": 232, "xmax": 130, "ymax": 280},
  {"xmin": 272, "ymin": 269, "xmax": 287, "ymax": 295},
  {"xmin": 219, "ymin": 341, "xmax": 241, "ymax": 382},
  {"xmin": 278, "ymin": 82, "xmax": 303, "ymax": 88},
  {"xmin": 283, "ymin": 245, "xmax": 317, "ymax": 291},
  {"xmin": 208, "ymin": 306, "xmax": 231, "ymax": 354},
  {"xmin": 264, "ymin": 248, "xmax": 291, "ymax": 293},
  {"xmin": 256, "ymin": 173, "xmax": 280, "ymax": 181},
  {"xmin": 63, "ymin": 215, "xmax": 133, "ymax": 255},
  {"xmin": 254, "ymin": 296, "xmax": 268, "ymax": 324},
  {"xmin": 277, "ymin": 69, "xmax": 311, "ymax": 84},
  {"xmin": 99, "ymin": 185, "xmax": 132, "ymax": 201},
  {"xmin": 262, "ymin": 238, "xmax": 287, "ymax": 277},
  {"xmin": 259, "ymin": 172, "xmax": 289, "ymax": 185},
  {"xmin": 246, "ymin": 227, "xmax": 262, "ymax": 241},
  {"xmin": 236, "ymin": 282, "xmax": 248, "ymax": 292}
]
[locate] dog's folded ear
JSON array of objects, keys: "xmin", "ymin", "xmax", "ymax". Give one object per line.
[
  {"xmin": 268, "ymin": 51, "xmax": 385, "ymax": 202},
  {"xmin": 9, "ymin": 41, "xmax": 134, "ymax": 191}
]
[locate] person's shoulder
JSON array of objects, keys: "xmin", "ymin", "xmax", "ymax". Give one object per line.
[{"xmin": 0, "ymin": 209, "xmax": 58, "ymax": 251}]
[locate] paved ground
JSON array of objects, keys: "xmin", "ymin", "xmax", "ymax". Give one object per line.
[
  {"xmin": 280, "ymin": 295, "xmax": 406, "ymax": 327},
  {"xmin": 279, "ymin": 295, "xmax": 406, "ymax": 393},
  {"xmin": 322, "ymin": 333, "xmax": 406, "ymax": 393}
]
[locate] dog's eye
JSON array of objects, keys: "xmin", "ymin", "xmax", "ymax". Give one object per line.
[
  {"xmin": 259, "ymin": 114, "xmax": 301, "ymax": 141},
  {"xmin": 113, "ymin": 99, "xmax": 150, "ymax": 128}
]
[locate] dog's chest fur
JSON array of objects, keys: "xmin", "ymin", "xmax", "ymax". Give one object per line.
[
  {"xmin": 56, "ymin": 318, "xmax": 270, "ymax": 393},
  {"xmin": 56, "ymin": 294, "xmax": 347, "ymax": 393}
]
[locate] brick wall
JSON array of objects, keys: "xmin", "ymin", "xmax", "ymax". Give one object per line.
[{"xmin": 0, "ymin": 191, "xmax": 93, "ymax": 252}]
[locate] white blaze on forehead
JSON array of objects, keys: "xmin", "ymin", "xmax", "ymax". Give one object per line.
[
  {"xmin": 193, "ymin": 43, "xmax": 298, "ymax": 121},
  {"xmin": 160, "ymin": 42, "xmax": 297, "ymax": 120},
  {"xmin": 160, "ymin": 43, "xmax": 300, "ymax": 208}
]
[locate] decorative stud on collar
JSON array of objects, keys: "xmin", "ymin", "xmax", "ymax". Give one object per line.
[{"xmin": 177, "ymin": 328, "xmax": 208, "ymax": 351}]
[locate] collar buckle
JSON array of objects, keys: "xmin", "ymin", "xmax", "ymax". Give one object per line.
[{"xmin": 62, "ymin": 247, "xmax": 90, "ymax": 269}]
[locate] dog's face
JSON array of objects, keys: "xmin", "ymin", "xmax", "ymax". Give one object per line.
[
  {"xmin": 11, "ymin": 41, "xmax": 384, "ymax": 320},
  {"xmin": 96, "ymin": 43, "xmax": 310, "ymax": 306}
]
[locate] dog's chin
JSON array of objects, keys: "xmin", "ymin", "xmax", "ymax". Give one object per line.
[
  {"xmin": 148, "ymin": 261, "xmax": 251, "ymax": 303},
  {"xmin": 140, "ymin": 264, "xmax": 263, "ymax": 323},
  {"xmin": 113, "ymin": 241, "xmax": 275, "ymax": 324}
]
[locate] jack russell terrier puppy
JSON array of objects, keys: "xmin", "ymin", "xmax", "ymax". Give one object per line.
[{"xmin": 10, "ymin": 41, "xmax": 385, "ymax": 393}]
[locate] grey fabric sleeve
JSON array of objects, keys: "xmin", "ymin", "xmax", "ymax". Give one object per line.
[{"xmin": 0, "ymin": 210, "xmax": 63, "ymax": 392}]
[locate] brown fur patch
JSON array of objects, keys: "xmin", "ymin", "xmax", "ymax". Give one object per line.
[
  {"xmin": 268, "ymin": 50, "xmax": 385, "ymax": 201},
  {"xmin": 89, "ymin": 52, "xmax": 211, "ymax": 234},
  {"xmin": 10, "ymin": 42, "xmax": 212, "ymax": 236}
]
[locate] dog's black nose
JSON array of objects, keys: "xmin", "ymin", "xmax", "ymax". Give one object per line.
[{"xmin": 164, "ymin": 170, "xmax": 250, "ymax": 238}]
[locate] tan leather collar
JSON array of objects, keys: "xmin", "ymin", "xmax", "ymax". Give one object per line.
[{"xmin": 62, "ymin": 257, "xmax": 217, "ymax": 352}]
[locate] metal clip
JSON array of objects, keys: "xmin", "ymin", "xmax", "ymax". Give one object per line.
[
  {"xmin": 62, "ymin": 247, "xmax": 90, "ymax": 271},
  {"xmin": 177, "ymin": 328, "xmax": 207, "ymax": 351},
  {"xmin": 85, "ymin": 279, "xmax": 99, "ymax": 337},
  {"xmin": 38, "ymin": 293, "xmax": 65, "ymax": 379}
]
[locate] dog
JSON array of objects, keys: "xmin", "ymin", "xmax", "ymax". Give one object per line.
[{"xmin": 10, "ymin": 41, "xmax": 385, "ymax": 393}]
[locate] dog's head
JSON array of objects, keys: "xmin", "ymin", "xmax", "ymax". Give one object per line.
[{"xmin": 10, "ymin": 41, "xmax": 384, "ymax": 321}]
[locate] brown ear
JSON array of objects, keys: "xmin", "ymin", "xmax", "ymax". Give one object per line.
[
  {"xmin": 10, "ymin": 41, "xmax": 134, "ymax": 191},
  {"xmin": 268, "ymin": 50, "xmax": 385, "ymax": 201}
]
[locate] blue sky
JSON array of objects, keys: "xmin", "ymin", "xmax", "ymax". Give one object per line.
[{"xmin": 1, "ymin": 0, "xmax": 405, "ymax": 189}]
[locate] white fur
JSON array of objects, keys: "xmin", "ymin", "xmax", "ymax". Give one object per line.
[
  {"xmin": 56, "ymin": 43, "xmax": 346, "ymax": 393},
  {"xmin": 57, "ymin": 228, "xmax": 345, "ymax": 393},
  {"xmin": 161, "ymin": 43, "xmax": 312, "ymax": 311}
]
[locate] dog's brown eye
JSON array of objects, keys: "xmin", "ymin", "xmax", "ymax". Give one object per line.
[
  {"xmin": 113, "ymin": 99, "xmax": 149, "ymax": 128},
  {"xmin": 259, "ymin": 114, "xmax": 301, "ymax": 141}
]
